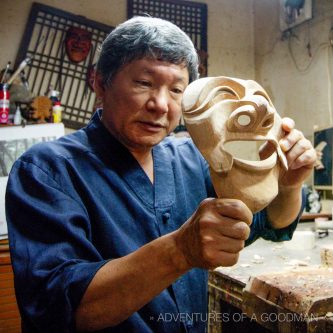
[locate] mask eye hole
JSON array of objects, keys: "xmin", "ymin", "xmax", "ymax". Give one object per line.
[
  {"xmin": 237, "ymin": 114, "xmax": 251, "ymax": 126},
  {"xmin": 262, "ymin": 115, "xmax": 274, "ymax": 128}
]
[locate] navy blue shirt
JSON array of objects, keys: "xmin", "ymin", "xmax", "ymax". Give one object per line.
[{"xmin": 6, "ymin": 110, "xmax": 300, "ymax": 333}]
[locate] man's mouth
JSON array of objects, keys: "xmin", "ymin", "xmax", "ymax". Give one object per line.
[{"xmin": 138, "ymin": 121, "xmax": 166, "ymax": 132}]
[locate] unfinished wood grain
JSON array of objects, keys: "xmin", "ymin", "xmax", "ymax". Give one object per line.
[
  {"xmin": 321, "ymin": 244, "xmax": 333, "ymax": 267},
  {"xmin": 244, "ymin": 267, "xmax": 333, "ymax": 317},
  {"xmin": 182, "ymin": 76, "xmax": 287, "ymax": 213}
]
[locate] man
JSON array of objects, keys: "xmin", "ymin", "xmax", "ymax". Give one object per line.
[{"xmin": 6, "ymin": 17, "xmax": 316, "ymax": 333}]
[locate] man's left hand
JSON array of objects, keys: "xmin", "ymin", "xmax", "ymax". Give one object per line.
[{"xmin": 260, "ymin": 117, "xmax": 316, "ymax": 188}]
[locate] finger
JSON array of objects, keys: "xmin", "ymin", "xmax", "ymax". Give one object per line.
[
  {"xmin": 208, "ymin": 198, "xmax": 253, "ymax": 226},
  {"xmin": 202, "ymin": 234, "xmax": 245, "ymax": 253},
  {"xmin": 279, "ymin": 129, "xmax": 303, "ymax": 152},
  {"xmin": 199, "ymin": 247, "xmax": 239, "ymax": 269},
  {"xmin": 281, "ymin": 117, "xmax": 295, "ymax": 133},
  {"xmin": 201, "ymin": 216, "xmax": 251, "ymax": 240},
  {"xmin": 285, "ymin": 138, "xmax": 313, "ymax": 168},
  {"xmin": 290, "ymin": 146, "xmax": 317, "ymax": 170},
  {"xmin": 207, "ymin": 251, "xmax": 240, "ymax": 268}
]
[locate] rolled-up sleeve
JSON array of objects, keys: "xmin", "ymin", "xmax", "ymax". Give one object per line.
[{"xmin": 6, "ymin": 159, "xmax": 108, "ymax": 332}]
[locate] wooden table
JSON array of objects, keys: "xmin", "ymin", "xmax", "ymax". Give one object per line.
[
  {"xmin": 208, "ymin": 224, "xmax": 333, "ymax": 333},
  {"xmin": 300, "ymin": 213, "xmax": 332, "ymax": 222},
  {"xmin": 0, "ymin": 239, "xmax": 21, "ymax": 333}
]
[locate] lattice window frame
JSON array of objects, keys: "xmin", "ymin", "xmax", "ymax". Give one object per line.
[
  {"xmin": 127, "ymin": 0, "xmax": 208, "ymax": 75},
  {"xmin": 14, "ymin": 2, "xmax": 114, "ymax": 129}
]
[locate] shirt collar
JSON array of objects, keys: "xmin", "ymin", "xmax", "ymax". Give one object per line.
[{"xmin": 84, "ymin": 109, "xmax": 175, "ymax": 209}]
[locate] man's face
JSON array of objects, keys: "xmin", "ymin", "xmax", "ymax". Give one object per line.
[
  {"xmin": 95, "ymin": 58, "xmax": 189, "ymax": 153},
  {"xmin": 65, "ymin": 27, "xmax": 92, "ymax": 63}
]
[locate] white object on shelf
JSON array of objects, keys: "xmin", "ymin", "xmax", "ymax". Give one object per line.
[{"xmin": 13, "ymin": 106, "xmax": 22, "ymax": 125}]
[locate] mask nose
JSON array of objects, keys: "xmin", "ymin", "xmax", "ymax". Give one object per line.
[{"xmin": 227, "ymin": 95, "xmax": 275, "ymax": 134}]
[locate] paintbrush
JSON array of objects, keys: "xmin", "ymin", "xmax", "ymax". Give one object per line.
[
  {"xmin": 1, "ymin": 61, "xmax": 11, "ymax": 84},
  {"xmin": 7, "ymin": 57, "xmax": 31, "ymax": 85}
]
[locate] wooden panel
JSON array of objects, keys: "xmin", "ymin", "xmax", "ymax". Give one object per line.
[
  {"xmin": 244, "ymin": 267, "xmax": 333, "ymax": 317},
  {"xmin": 0, "ymin": 247, "xmax": 21, "ymax": 333}
]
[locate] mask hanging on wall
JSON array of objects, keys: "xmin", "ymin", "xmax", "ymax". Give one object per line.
[
  {"xmin": 182, "ymin": 76, "xmax": 288, "ymax": 213},
  {"xmin": 65, "ymin": 27, "xmax": 92, "ymax": 63}
]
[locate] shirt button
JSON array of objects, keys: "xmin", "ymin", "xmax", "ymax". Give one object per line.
[{"xmin": 162, "ymin": 212, "xmax": 170, "ymax": 223}]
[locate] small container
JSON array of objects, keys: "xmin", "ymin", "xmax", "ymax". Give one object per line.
[
  {"xmin": 52, "ymin": 101, "xmax": 63, "ymax": 123},
  {"xmin": 0, "ymin": 83, "xmax": 10, "ymax": 124},
  {"xmin": 50, "ymin": 90, "xmax": 60, "ymax": 105},
  {"xmin": 14, "ymin": 106, "xmax": 22, "ymax": 125}
]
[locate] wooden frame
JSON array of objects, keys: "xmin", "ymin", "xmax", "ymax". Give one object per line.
[{"xmin": 14, "ymin": 2, "xmax": 114, "ymax": 129}]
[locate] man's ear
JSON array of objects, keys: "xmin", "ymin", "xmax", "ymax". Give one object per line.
[{"xmin": 94, "ymin": 73, "xmax": 105, "ymax": 99}]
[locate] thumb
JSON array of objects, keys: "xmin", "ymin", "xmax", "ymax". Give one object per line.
[{"xmin": 281, "ymin": 117, "xmax": 295, "ymax": 133}]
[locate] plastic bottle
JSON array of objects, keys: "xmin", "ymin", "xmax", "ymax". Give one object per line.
[
  {"xmin": 52, "ymin": 101, "xmax": 63, "ymax": 123},
  {"xmin": 0, "ymin": 83, "xmax": 10, "ymax": 124},
  {"xmin": 50, "ymin": 90, "xmax": 60, "ymax": 105},
  {"xmin": 14, "ymin": 105, "xmax": 22, "ymax": 125}
]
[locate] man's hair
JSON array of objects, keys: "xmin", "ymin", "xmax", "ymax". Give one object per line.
[{"xmin": 96, "ymin": 16, "xmax": 199, "ymax": 86}]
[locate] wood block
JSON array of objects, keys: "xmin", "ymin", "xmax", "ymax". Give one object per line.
[
  {"xmin": 321, "ymin": 245, "xmax": 333, "ymax": 267},
  {"xmin": 31, "ymin": 96, "xmax": 52, "ymax": 122},
  {"xmin": 182, "ymin": 76, "xmax": 288, "ymax": 213},
  {"xmin": 244, "ymin": 267, "xmax": 333, "ymax": 317}
]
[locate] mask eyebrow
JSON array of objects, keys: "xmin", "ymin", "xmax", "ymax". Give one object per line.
[{"xmin": 253, "ymin": 90, "xmax": 273, "ymax": 106}]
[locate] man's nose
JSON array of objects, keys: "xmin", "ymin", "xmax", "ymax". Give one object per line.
[
  {"xmin": 227, "ymin": 95, "xmax": 275, "ymax": 134},
  {"xmin": 146, "ymin": 89, "xmax": 169, "ymax": 114}
]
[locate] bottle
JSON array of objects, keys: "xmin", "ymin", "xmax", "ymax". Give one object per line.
[
  {"xmin": 50, "ymin": 90, "xmax": 60, "ymax": 105},
  {"xmin": 14, "ymin": 105, "xmax": 22, "ymax": 125},
  {"xmin": 0, "ymin": 83, "xmax": 10, "ymax": 124},
  {"xmin": 52, "ymin": 101, "xmax": 63, "ymax": 123}
]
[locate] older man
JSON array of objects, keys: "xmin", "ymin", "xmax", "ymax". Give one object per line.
[{"xmin": 6, "ymin": 16, "xmax": 316, "ymax": 333}]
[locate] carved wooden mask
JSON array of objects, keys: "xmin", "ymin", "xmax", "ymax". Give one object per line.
[
  {"xmin": 182, "ymin": 76, "xmax": 288, "ymax": 213},
  {"xmin": 65, "ymin": 27, "xmax": 92, "ymax": 63}
]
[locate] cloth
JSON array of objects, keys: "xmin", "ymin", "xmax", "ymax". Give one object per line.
[{"xmin": 6, "ymin": 109, "xmax": 302, "ymax": 333}]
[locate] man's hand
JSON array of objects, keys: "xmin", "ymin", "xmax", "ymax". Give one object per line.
[
  {"xmin": 174, "ymin": 198, "xmax": 252, "ymax": 270},
  {"xmin": 259, "ymin": 117, "xmax": 316, "ymax": 189}
]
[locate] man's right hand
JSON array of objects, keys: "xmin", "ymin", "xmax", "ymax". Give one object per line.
[{"xmin": 174, "ymin": 198, "xmax": 253, "ymax": 270}]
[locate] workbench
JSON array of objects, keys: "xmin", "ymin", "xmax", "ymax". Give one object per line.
[{"xmin": 208, "ymin": 223, "xmax": 333, "ymax": 333}]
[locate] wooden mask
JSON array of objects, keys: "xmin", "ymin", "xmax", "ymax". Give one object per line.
[
  {"xmin": 182, "ymin": 77, "xmax": 288, "ymax": 213},
  {"xmin": 65, "ymin": 27, "xmax": 92, "ymax": 63}
]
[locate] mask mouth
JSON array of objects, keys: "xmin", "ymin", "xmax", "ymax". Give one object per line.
[{"xmin": 222, "ymin": 138, "xmax": 288, "ymax": 172}]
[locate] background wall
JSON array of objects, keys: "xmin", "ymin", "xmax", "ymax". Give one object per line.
[
  {"xmin": 0, "ymin": 0, "xmax": 255, "ymax": 78},
  {"xmin": 254, "ymin": 0, "xmax": 333, "ymax": 139}
]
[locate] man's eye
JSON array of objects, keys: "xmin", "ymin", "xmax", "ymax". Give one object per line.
[
  {"xmin": 171, "ymin": 88, "xmax": 183, "ymax": 94},
  {"xmin": 135, "ymin": 80, "xmax": 151, "ymax": 87}
]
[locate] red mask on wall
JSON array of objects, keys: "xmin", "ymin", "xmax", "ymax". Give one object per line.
[{"xmin": 65, "ymin": 27, "xmax": 92, "ymax": 63}]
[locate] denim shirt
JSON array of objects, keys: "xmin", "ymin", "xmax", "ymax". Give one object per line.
[{"xmin": 6, "ymin": 110, "xmax": 301, "ymax": 333}]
